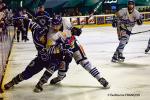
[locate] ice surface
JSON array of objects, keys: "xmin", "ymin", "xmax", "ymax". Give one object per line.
[{"xmin": 1, "ymin": 25, "xmax": 150, "ymax": 100}]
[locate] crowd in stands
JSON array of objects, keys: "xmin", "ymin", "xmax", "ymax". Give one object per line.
[
  {"xmin": 59, "ymin": 8, "xmax": 83, "ymax": 17},
  {"xmin": 138, "ymin": 6, "xmax": 150, "ymax": 12},
  {"xmin": 49, "ymin": 7, "xmax": 97, "ymax": 17}
]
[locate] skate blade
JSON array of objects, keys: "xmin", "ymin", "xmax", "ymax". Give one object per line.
[
  {"xmin": 33, "ymin": 88, "xmax": 42, "ymax": 93},
  {"xmin": 111, "ymin": 59, "xmax": 119, "ymax": 63},
  {"xmin": 145, "ymin": 52, "xmax": 149, "ymax": 54},
  {"xmin": 118, "ymin": 59, "xmax": 124, "ymax": 63},
  {"xmin": 111, "ymin": 59, "xmax": 124, "ymax": 63},
  {"xmin": 101, "ymin": 84, "xmax": 111, "ymax": 89}
]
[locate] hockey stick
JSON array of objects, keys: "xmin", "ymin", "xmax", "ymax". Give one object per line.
[
  {"xmin": 80, "ymin": 0, "xmax": 105, "ymax": 29},
  {"xmin": 26, "ymin": 11, "xmax": 36, "ymax": 20},
  {"xmin": 132, "ymin": 29, "xmax": 150, "ymax": 35}
]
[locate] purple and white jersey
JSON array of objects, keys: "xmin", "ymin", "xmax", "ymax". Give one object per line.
[{"xmin": 117, "ymin": 8, "xmax": 141, "ymax": 31}]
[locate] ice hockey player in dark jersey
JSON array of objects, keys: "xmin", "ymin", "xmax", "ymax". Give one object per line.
[{"xmin": 4, "ymin": 18, "xmax": 73, "ymax": 90}]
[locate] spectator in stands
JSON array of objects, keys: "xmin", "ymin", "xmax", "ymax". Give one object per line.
[
  {"xmin": 138, "ymin": 8, "xmax": 142, "ymax": 12},
  {"xmin": 146, "ymin": 7, "xmax": 149, "ymax": 12},
  {"xmin": 13, "ymin": 10, "xmax": 26, "ymax": 42},
  {"xmin": 142, "ymin": 8, "xmax": 146, "ymax": 12},
  {"xmin": 148, "ymin": 7, "xmax": 150, "ymax": 12},
  {"xmin": 0, "ymin": 1, "xmax": 8, "ymax": 37},
  {"xmin": 22, "ymin": 9, "xmax": 29, "ymax": 41}
]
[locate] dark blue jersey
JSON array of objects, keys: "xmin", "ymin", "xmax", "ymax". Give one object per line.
[
  {"xmin": 29, "ymin": 20, "xmax": 72, "ymax": 62},
  {"xmin": 29, "ymin": 21, "xmax": 46, "ymax": 52}
]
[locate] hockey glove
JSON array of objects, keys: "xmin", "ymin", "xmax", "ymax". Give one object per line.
[
  {"xmin": 57, "ymin": 43, "xmax": 73, "ymax": 63},
  {"xmin": 112, "ymin": 17, "xmax": 117, "ymax": 28},
  {"xmin": 71, "ymin": 27, "xmax": 82, "ymax": 36},
  {"xmin": 39, "ymin": 48, "xmax": 49, "ymax": 61},
  {"xmin": 112, "ymin": 20, "xmax": 117, "ymax": 28},
  {"xmin": 136, "ymin": 19, "xmax": 143, "ymax": 25},
  {"xmin": 61, "ymin": 49, "xmax": 73, "ymax": 63}
]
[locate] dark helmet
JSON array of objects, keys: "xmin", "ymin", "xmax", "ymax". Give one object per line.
[
  {"xmin": 127, "ymin": 0, "xmax": 135, "ymax": 13},
  {"xmin": 51, "ymin": 15, "xmax": 62, "ymax": 25},
  {"xmin": 128, "ymin": 0, "xmax": 135, "ymax": 5},
  {"xmin": 38, "ymin": 5, "xmax": 45, "ymax": 12}
]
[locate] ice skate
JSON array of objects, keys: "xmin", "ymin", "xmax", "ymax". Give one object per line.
[
  {"xmin": 145, "ymin": 47, "xmax": 150, "ymax": 54},
  {"xmin": 112, "ymin": 51, "xmax": 125, "ymax": 63},
  {"xmin": 118, "ymin": 53, "xmax": 125, "ymax": 62},
  {"xmin": 98, "ymin": 77, "xmax": 110, "ymax": 89},
  {"xmin": 111, "ymin": 52, "xmax": 119, "ymax": 63},
  {"xmin": 4, "ymin": 81, "xmax": 15, "ymax": 90},
  {"xmin": 50, "ymin": 77, "xmax": 62, "ymax": 85},
  {"xmin": 111, "ymin": 56, "xmax": 119, "ymax": 63},
  {"xmin": 33, "ymin": 84, "xmax": 43, "ymax": 93}
]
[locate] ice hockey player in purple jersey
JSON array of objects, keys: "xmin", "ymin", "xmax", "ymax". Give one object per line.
[{"xmin": 4, "ymin": 18, "xmax": 73, "ymax": 90}]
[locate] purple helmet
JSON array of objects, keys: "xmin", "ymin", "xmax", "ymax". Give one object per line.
[{"xmin": 51, "ymin": 15, "xmax": 62, "ymax": 25}]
